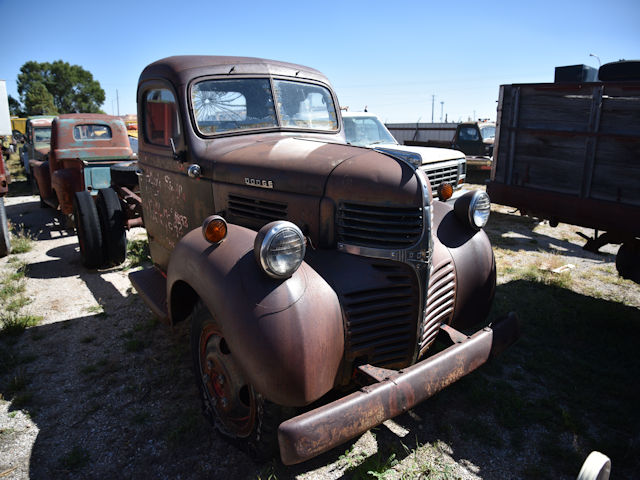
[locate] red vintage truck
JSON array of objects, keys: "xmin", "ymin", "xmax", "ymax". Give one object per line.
[
  {"xmin": 86, "ymin": 56, "xmax": 520, "ymax": 465},
  {"xmin": 30, "ymin": 114, "xmax": 138, "ymax": 265},
  {"xmin": 0, "ymin": 150, "xmax": 10, "ymax": 256}
]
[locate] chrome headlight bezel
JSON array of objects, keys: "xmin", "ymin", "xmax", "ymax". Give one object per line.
[
  {"xmin": 454, "ymin": 190, "xmax": 491, "ymax": 230},
  {"xmin": 254, "ymin": 221, "xmax": 306, "ymax": 279}
]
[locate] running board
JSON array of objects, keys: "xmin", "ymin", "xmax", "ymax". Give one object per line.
[{"xmin": 129, "ymin": 267, "xmax": 169, "ymax": 324}]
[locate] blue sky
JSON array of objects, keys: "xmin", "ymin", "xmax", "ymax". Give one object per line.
[{"xmin": 1, "ymin": 0, "xmax": 638, "ymax": 123}]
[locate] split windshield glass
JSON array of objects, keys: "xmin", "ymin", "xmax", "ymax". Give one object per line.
[{"xmin": 191, "ymin": 78, "xmax": 338, "ymax": 135}]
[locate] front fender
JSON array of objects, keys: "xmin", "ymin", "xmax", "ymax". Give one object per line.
[
  {"xmin": 167, "ymin": 224, "xmax": 345, "ymax": 407},
  {"xmin": 432, "ymin": 200, "xmax": 496, "ymax": 330}
]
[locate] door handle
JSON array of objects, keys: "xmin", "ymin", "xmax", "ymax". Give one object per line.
[{"xmin": 187, "ymin": 164, "xmax": 201, "ymax": 178}]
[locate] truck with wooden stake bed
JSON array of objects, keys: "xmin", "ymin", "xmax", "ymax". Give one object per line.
[
  {"xmin": 87, "ymin": 55, "xmax": 521, "ymax": 465},
  {"xmin": 487, "ymin": 60, "xmax": 640, "ymax": 283}
]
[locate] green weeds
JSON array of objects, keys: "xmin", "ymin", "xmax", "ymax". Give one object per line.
[
  {"xmin": 10, "ymin": 226, "xmax": 33, "ymax": 254},
  {"xmin": 126, "ymin": 237, "xmax": 151, "ymax": 268}
]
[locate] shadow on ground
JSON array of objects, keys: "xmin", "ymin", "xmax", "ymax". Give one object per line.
[
  {"xmin": 1, "ymin": 279, "xmax": 637, "ymax": 479},
  {"xmin": 485, "ymin": 210, "xmax": 616, "ymax": 263}
]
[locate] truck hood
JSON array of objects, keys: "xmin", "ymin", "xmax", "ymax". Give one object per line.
[
  {"xmin": 212, "ymin": 136, "xmax": 368, "ymax": 196},
  {"xmin": 372, "ymin": 144, "xmax": 465, "ymax": 165}
]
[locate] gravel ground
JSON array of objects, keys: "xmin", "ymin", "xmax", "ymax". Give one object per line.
[{"xmin": 0, "ymin": 188, "xmax": 638, "ymax": 480}]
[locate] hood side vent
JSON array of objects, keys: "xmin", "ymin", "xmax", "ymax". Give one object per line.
[{"xmin": 227, "ymin": 194, "xmax": 287, "ymax": 225}]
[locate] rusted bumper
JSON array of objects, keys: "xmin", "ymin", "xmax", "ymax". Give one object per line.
[{"xmin": 278, "ymin": 312, "xmax": 521, "ymax": 465}]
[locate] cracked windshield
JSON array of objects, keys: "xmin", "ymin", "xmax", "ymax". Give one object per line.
[{"xmin": 191, "ymin": 78, "xmax": 338, "ymax": 134}]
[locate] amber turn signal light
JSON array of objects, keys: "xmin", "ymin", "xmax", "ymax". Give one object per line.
[
  {"xmin": 437, "ymin": 182, "xmax": 454, "ymax": 201},
  {"xmin": 202, "ymin": 215, "xmax": 228, "ymax": 244}
]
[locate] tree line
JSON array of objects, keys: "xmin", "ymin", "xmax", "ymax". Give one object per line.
[{"xmin": 9, "ymin": 60, "xmax": 105, "ymax": 116}]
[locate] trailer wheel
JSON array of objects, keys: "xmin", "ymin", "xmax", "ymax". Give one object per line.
[
  {"xmin": 96, "ymin": 188, "xmax": 126, "ymax": 266},
  {"xmin": 73, "ymin": 191, "xmax": 103, "ymax": 269},
  {"xmin": 0, "ymin": 198, "xmax": 11, "ymax": 257},
  {"xmin": 190, "ymin": 301, "xmax": 292, "ymax": 461},
  {"xmin": 615, "ymin": 240, "xmax": 640, "ymax": 283}
]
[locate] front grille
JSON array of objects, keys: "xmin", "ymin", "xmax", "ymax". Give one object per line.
[
  {"xmin": 343, "ymin": 262, "xmax": 419, "ymax": 368},
  {"xmin": 227, "ymin": 194, "xmax": 287, "ymax": 224},
  {"xmin": 419, "ymin": 259, "xmax": 456, "ymax": 357},
  {"xmin": 337, "ymin": 202, "xmax": 423, "ymax": 249},
  {"xmin": 420, "ymin": 164, "xmax": 459, "ymax": 191}
]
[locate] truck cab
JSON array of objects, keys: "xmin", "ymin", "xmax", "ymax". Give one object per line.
[
  {"xmin": 22, "ymin": 115, "xmax": 55, "ymax": 178},
  {"xmin": 453, "ymin": 121, "xmax": 495, "ymax": 159},
  {"xmin": 30, "ymin": 113, "xmax": 135, "ymax": 219},
  {"xmin": 128, "ymin": 55, "xmax": 519, "ymax": 465}
]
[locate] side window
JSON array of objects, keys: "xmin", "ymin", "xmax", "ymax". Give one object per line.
[{"xmin": 144, "ymin": 88, "xmax": 180, "ymax": 147}]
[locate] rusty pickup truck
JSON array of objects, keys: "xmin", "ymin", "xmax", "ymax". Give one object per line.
[
  {"xmin": 122, "ymin": 55, "xmax": 520, "ymax": 465},
  {"xmin": 30, "ymin": 114, "xmax": 138, "ymax": 266}
]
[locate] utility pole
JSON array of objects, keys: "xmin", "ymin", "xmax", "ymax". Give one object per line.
[
  {"xmin": 431, "ymin": 95, "xmax": 435, "ymax": 122},
  {"xmin": 440, "ymin": 101, "xmax": 444, "ymax": 122},
  {"xmin": 116, "ymin": 89, "xmax": 120, "ymax": 116}
]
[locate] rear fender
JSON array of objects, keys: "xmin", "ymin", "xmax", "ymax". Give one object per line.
[
  {"xmin": 52, "ymin": 168, "xmax": 82, "ymax": 215},
  {"xmin": 30, "ymin": 159, "xmax": 52, "ymax": 199},
  {"xmin": 167, "ymin": 224, "xmax": 344, "ymax": 407}
]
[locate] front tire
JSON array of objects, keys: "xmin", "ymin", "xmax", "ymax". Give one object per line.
[
  {"xmin": 189, "ymin": 301, "xmax": 290, "ymax": 461},
  {"xmin": 73, "ymin": 191, "xmax": 103, "ymax": 269}
]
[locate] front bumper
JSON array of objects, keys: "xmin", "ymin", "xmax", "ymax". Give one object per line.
[
  {"xmin": 465, "ymin": 155, "xmax": 493, "ymax": 170},
  {"xmin": 278, "ymin": 312, "xmax": 521, "ymax": 465}
]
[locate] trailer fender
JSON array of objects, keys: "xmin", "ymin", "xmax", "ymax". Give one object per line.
[{"xmin": 167, "ymin": 224, "xmax": 344, "ymax": 407}]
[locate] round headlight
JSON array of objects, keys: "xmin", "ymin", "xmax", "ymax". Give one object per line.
[
  {"xmin": 454, "ymin": 190, "xmax": 491, "ymax": 230},
  {"xmin": 470, "ymin": 191, "xmax": 491, "ymax": 228},
  {"xmin": 254, "ymin": 221, "xmax": 306, "ymax": 279}
]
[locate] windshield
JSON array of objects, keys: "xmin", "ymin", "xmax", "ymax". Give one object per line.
[
  {"xmin": 191, "ymin": 78, "xmax": 338, "ymax": 135},
  {"xmin": 480, "ymin": 125, "xmax": 495, "ymax": 140},
  {"xmin": 34, "ymin": 127, "xmax": 52, "ymax": 143},
  {"xmin": 343, "ymin": 115, "xmax": 397, "ymax": 147}
]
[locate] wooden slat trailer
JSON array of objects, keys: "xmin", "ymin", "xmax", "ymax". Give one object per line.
[{"xmin": 487, "ymin": 73, "xmax": 640, "ymax": 281}]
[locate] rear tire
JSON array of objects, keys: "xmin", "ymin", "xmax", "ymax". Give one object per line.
[
  {"xmin": 73, "ymin": 191, "xmax": 103, "ymax": 269},
  {"xmin": 189, "ymin": 301, "xmax": 292, "ymax": 461},
  {"xmin": 96, "ymin": 188, "xmax": 126, "ymax": 266},
  {"xmin": 0, "ymin": 198, "xmax": 11, "ymax": 257},
  {"xmin": 616, "ymin": 240, "xmax": 640, "ymax": 284}
]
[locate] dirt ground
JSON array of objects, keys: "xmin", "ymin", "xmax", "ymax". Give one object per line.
[{"xmin": 0, "ymin": 185, "xmax": 638, "ymax": 480}]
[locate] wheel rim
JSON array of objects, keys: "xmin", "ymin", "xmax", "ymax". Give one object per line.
[{"xmin": 198, "ymin": 324, "xmax": 257, "ymax": 438}]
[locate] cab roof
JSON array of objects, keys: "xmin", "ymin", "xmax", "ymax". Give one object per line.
[{"xmin": 139, "ymin": 55, "xmax": 332, "ymax": 88}]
